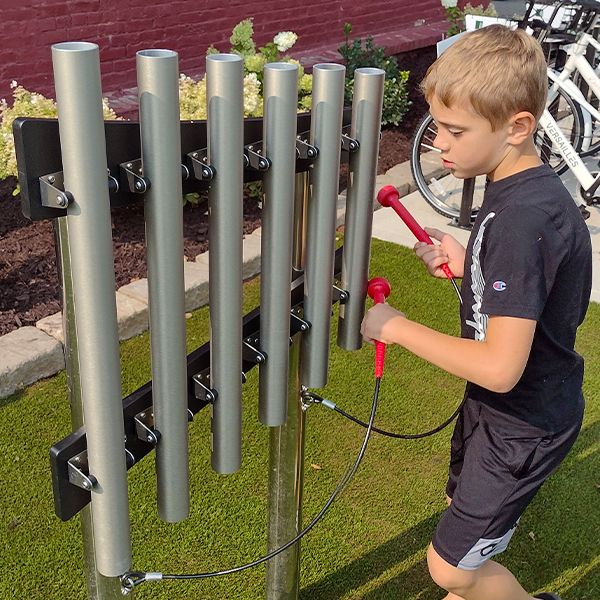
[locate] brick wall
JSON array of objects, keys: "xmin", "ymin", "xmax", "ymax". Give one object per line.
[{"xmin": 0, "ymin": 0, "xmax": 461, "ymax": 105}]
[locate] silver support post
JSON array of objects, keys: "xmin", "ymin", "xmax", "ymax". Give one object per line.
[
  {"xmin": 301, "ymin": 63, "xmax": 345, "ymax": 388},
  {"xmin": 265, "ymin": 337, "xmax": 304, "ymax": 599},
  {"xmin": 259, "ymin": 62, "xmax": 298, "ymax": 426},
  {"xmin": 292, "ymin": 173, "xmax": 309, "ymax": 273},
  {"xmin": 54, "ymin": 219, "xmax": 126, "ymax": 599},
  {"xmin": 206, "ymin": 54, "xmax": 244, "ymax": 474},
  {"xmin": 137, "ymin": 49, "xmax": 190, "ymax": 522},
  {"xmin": 337, "ymin": 68, "xmax": 385, "ymax": 350},
  {"xmin": 52, "ymin": 41, "xmax": 131, "ymax": 577}
]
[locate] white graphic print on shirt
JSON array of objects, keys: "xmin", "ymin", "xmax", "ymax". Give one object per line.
[{"xmin": 465, "ymin": 212, "xmax": 495, "ymax": 341}]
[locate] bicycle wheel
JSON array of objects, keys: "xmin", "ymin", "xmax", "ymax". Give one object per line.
[
  {"xmin": 537, "ymin": 83, "xmax": 584, "ymax": 175},
  {"xmin": 410, "ymin": 113, "xmax": 485, "ymax": 221}
]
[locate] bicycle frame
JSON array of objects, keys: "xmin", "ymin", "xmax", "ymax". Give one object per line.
[{"xmin": 544, "ymin": 32, "xmax": 600, "ymax": 196}]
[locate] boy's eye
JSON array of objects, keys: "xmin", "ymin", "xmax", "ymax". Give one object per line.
[{"xmin": 449, "ymin": 130, "xmax": 463, "ymax": 136}]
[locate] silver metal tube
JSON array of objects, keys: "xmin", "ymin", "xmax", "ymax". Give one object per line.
[
  {"xmin": 54, "ymin": 219, "xmax": 126, "ymax": 599},
  {"xmin": 292, "ymin": 173, "xmax": 309, "ymax": 273},
  {"xmin": 337, "ymin": 68, "xmax": 385, "ymax": 350},
  {"xmin": 265, "ymin": 336, "xmax": 304, "ymax": 599},
  {"xmin": 137, "ymin": 49, "xmax": 189, "ymax": 522},
  {"xmin": 259, "ymin": 62, "xmax": 298, "ymax": 426},
  {"xmin": 206, "ymin": 54, "xmax": 244, "ymax": 473},
  {"xmin": 301, "ymin": 63, "xmax": 345, "ymax": 388},
  {"xmin": 52, "ymin": 41, "xmax": 131, "ymax": 577}
]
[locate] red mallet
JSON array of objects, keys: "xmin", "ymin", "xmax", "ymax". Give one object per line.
[
  {"xmin": 367, "ymin": 277, "xmax": 391, "ymax": 378},
  {"xmin": 377, "ymin": 185, "xmax": 462, "ymax": 304}
]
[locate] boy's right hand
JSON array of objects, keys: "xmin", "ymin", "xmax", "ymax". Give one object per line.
[{"xmin": 414, "ymin": 227, "xmax": 466, "ymax": 279}]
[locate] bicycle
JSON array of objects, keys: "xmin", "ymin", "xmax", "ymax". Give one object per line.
[{"xmin": 410, "ymin": 1, "xmax": 600, "ymax": 221}]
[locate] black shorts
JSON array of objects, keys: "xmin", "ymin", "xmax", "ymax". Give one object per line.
[{"xmin": 432, "ymin": 395, "xmax": 583, "ymax": 570}]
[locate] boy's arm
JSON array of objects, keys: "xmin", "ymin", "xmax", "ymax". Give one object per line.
[{"xmin": 361, "ymin": 304, "xmax": 536, "ymax": 393}]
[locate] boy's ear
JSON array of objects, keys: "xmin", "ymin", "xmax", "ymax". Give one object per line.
[{"xmin": 507, "ymin": 111, "xmax": 537, "ymax": 145}]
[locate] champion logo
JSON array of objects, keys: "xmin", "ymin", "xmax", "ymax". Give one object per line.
[{"xmin": 493, "ymin": 280, "xmax": 507, "ymax": 292}]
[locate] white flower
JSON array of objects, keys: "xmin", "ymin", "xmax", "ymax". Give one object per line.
[
  {"xmin": 441, "ymin": 0, "xmax": 458, "ymax": 7},
  {"xmin": 273, "ymin": 31, "xmax": 298, "ymax": 53},
  {"xmin": 10, "ymin": 80, "xmax": 18, "ymax": 89}
]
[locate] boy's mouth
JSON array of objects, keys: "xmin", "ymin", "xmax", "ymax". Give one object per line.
[{"xmin": 442, "ymin": 159, "xmax": 454, "ymax": 169}]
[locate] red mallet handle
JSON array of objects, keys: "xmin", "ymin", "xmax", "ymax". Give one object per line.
[
  {"xmin": 377, "ymin": 185, "xmax": 455, "ymax": 281},
  {"xmin": 367, "ymin": 277, "xmax": 391, "ymax": 378}
]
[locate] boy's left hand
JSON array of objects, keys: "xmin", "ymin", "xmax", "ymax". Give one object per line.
[{"xmin": 361, "ymin": 303, "xmax": 406, "ymax": 345}]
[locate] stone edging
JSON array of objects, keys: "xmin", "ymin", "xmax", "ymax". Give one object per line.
[{"xmin": 0, "ymin": 161, "xmax": 417, "ymax": 399}]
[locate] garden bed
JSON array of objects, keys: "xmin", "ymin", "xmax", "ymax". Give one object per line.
[{"xmin": 0, "ymin": 46, "xmax": 435, "ymax": 336}]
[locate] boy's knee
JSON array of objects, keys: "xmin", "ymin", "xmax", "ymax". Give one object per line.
[{"xmin": 427, "ymin": 543, "xmax": 477, "ymax": 595}]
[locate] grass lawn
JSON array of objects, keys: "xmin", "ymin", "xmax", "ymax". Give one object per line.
[{"xmin": 1, "ymin": 239, "xmax": 598, "ymax": 599}]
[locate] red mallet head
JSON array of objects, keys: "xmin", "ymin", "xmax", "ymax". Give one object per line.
[
  {"xmin": 377, "ymin": 185, "xmax": 400, "ymax": 208},
  {"xmin": 367, "ymin": 277, "xmax": 391, "ymax": 304}
]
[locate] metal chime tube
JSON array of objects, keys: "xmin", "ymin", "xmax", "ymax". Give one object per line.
[
  {"xmin": 337, "ymin": 68, "xmax": 385, "ymax": 350},
  {"xmin": 259, "ymin": 62, "xmax": 298, "ymax": 426},
  {"xmin": 137, "ymin": 49, "xmax": 189, "ymax": 521},
  {"xmin": 206, "ymin": 54, "xmax": 244, "ymax": 473},
  {"xmin": 52, "ymin": 42, "xmax": 131, "ymax": 577},
  {"xmin": 301, "ymin": 63, "xmax": 345, "ymax": 388},
  {"xmin": 54, "ymin": 219, "xmax": 125, "ymax": 599}
]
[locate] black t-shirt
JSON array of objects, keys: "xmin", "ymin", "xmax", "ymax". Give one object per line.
[{"xmin": 460, "ymin": 164, "xmax": 592, "ymax": 433}]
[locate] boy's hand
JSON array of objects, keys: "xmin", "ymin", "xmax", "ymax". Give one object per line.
[
  {"xmin": 414, "ymin": 227, "xmax": 466, "ymax": 279},
  {"xmin": 361, "ymin": 303, "xmax": 406, "ymax": 345}
]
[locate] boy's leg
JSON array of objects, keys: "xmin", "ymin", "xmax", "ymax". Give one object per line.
[{"xmin": 428, "ymin": 543, "xmax": 533, "ymax": 600}]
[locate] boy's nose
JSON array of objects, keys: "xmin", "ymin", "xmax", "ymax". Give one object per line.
[{"xmin": 433, "ymin": 132, "xmax": 449, "ymax": 152}]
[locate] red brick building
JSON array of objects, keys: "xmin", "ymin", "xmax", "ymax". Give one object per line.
[{"xmin": 0, "ymin": 0, "xmax": 469, "ymax": 110}]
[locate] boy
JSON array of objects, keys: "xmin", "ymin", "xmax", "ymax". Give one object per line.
[{"xmin": 361, "ymin": 25, "xmax": 592, "ymax": 600}]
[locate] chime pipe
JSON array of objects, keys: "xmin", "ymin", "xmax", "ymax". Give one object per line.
[
  {"xmin": 52, "ymin": 41, "xmax": 131, "ymax": 577},
  {"xmin": 206, "ymin": 54, "xmax": 244, "ymax": 473},
  {"xmin": 259, "ymin": 62, "xmax": 299, "ymax": 426},
  {"xmin": 137, "ymin": 49, "xmax": 189, "ymax": 521},
  {"xmin": 301, "ymin": 63, "xmax": 346, "ymax": 388},
  {"xmin": 337, "ymin": 67, "xmax": 385, "ymax": 351}
]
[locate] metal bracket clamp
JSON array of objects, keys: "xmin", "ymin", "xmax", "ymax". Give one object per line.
[
  {"xmin": 290, "ymin": 309, "xmax": 310, "ymax": 337},
  {"xmin": 243, "ymin": 337, "xmax": 267, "ymax": 364},
  {"xmin": 192, "ymin": 372, "xmax": 218, "ymax": 404},
  {"xmin": 295, "ymin": 137, "xmax": 318, "ymax": 160},
  {"xmin": 39, "ymin": 171, "xmax": 74, "ymax": 209},
  {"xmin": 134, "ymin": 410, "xmax": 161, "ymax": 446},
  {"xmin": 186, "ymin": 149, "xmax": 216, "ymax": 181},
  {"xmin": 341, "ymin": 133, "xmax": 359, "ymax": 153},
  {"xmin": 119, "ymin": 159, "xmax": 151, "ymax": 193},
  {"xmin": 67, "ymin": 451, "xmax": 97, "ymax": 492},
  {"xmin": 244, "ymin": 144, "xmax": 271, "ymax": 171},
  {"xmin": 332, "ymin": 284, "xmax": 349, "ymax": 304}
]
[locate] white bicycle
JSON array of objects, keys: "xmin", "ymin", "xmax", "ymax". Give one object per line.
[{"xmin": 411, "ymin": 29, "xmax": 600, "ymax": 221}]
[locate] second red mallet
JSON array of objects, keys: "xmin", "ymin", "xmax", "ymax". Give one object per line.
[
  {"xmin": 377, "ymin": 185, "xmax": 462, "ymax": 304},
  {"xmin": 367, "ymin": 277, "xmax": 391, "ymax": 378}
]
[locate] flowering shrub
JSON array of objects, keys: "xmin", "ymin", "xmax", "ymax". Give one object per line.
[
  {"xmin": 0, "ymin": 81, "xmax": 119, "ymax": 188},
  {"xmin": 338, "ymin": 24, "xmax": 411, "ymax": 127},
  {"xmin": 182, "ymin": 18, "xmax": 312, "ymax": 120},
  {"xmin": 442, "ymin": 1, "xmax": 498, "ymax": 37}
]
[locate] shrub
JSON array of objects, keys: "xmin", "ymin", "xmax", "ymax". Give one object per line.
[
  {"xmin": 0, "ymin": 81, "xmax": 119, "ymax": 190},
  {"xmin": 338, "ymin": 23, "xmax": 411, "ymax": 127}
]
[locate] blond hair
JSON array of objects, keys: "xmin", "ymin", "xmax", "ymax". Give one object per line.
[{"xmin": 421, "ymin": 25, "xmax": 547, "ymax": 130}]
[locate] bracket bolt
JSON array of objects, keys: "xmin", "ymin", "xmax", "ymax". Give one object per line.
[{"xmin": 56, "ymin": 194, "xmax": 68, "ymax": 208}]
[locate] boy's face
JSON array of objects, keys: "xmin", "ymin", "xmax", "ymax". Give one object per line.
[{"xmin": 429, "ymin": 95, "xmax": 510, "ymax": 180}]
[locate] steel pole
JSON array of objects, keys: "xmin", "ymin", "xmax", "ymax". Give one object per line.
[
  {"xmin": 54, "ymin": 219, "xmax": 126, "ymax": 598},
  {"xmin": 265, "ymin": 337, "xmax": 304, "ymax": 599},
  {"xmin": 52, "ymin": 41, "xmax": 131, "ymax": 577},
  {"xmin": 337, "ymin": 68, "xmax": 385, "ymax": 350},
  {"xmin": 137, "ymin": 49, "xmax": 189, "ymax": 522},
  {"xmin": 206, "ymin": 54, "xmax": 244, "ymax": 474},
  {"xmin": 259, "ymin": 62, "xmax": 298, "ymax": 426},
  {"xmin": 301, "ymin": 63, "xmax": 345, "ymax": 388}
]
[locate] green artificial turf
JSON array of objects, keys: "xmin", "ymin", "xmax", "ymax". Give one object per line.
[{"xmin": 1, "ymin": 239, "xmax": 598, "ymax": 599}]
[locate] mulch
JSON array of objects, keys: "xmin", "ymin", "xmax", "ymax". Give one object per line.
[{"xmin": 0, "ymin": 46, "xmax": 435, "ymax": 337}]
